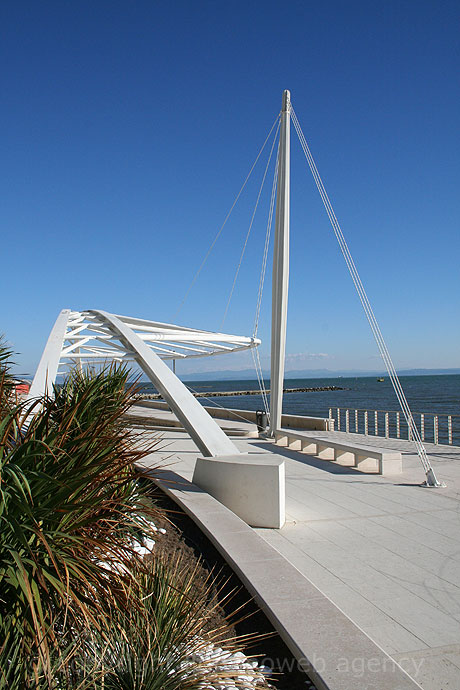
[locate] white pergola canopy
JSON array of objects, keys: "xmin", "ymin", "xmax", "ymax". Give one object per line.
[
  {"xmin": 55, "ymin": 310, "xmax": 260, "ymax": 369},
  {"xmin": 28, "ymin": 309, "xmax": 261, "ymax": 457}
]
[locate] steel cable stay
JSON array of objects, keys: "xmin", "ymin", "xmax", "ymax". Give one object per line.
[
  {"xmin": 183, "ymin": 381, "xmax": 266, "ymax": 426},
  {"xmin": 290, "ymin": 104, "xmax": 444, "ymax": 487},
  {"xmin": 218, "ymin": 123, "xmax": 280, "ymax": 419},
  {"xmin": 174, "ymin": 113, "xmax": 280, "ymax": 319},
  {"xmin": 250, "ymin": 145, "xmax": 280, "ymax": 420},
  {"xmin": 171, "ymin": 113, "xmax": 281, "ymax": 417},
  {"xmin": 220, "ymin": 119, "xmax": 280, "ymax": 330}
]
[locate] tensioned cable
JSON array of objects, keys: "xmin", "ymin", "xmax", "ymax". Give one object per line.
[
  {"xmin": 174, "ymin": 114, "xmax": 280, "ymax": 319},
  {"xmin": 250, "ymin": 142, "xmax": 281, "ymax": 418},
  {"xmin": 251, "ymin": 346, "xmax": 270, "ymax": 418},
  {"xmin": 220, "ymin": 119, "xmax": 280, "ymax": 330},
  {"xmin": 184, "ymin": 382, "xmax": 265, "ymax": 426},
  {"xmin": 254, "ymin": 144, "xmax": 279, "ymax": 338},
  {"xmin": 290, "ymin": 104, "xmax": 443, "ymax": 486}
]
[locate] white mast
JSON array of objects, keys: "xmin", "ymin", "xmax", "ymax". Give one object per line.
[{"xmin": 269, "ymin": 90, "xmax": 290, "ymax": 435}]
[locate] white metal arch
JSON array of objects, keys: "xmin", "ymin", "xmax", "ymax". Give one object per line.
[{"xmin": 28, "ymin": 309, "xmax": 261, "ymax": 457}]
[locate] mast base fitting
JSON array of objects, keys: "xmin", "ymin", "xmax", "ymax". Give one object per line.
[{"xmin": 421, "ymin": 469, "xmax": 447, "ymax": 488}]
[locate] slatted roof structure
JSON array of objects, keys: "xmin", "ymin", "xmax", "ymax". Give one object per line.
[
  {"xmin": 57, "ymin": 310, "xmax": 261, "ymax": 370},
  {"xmin": 28, "ymin": 309, "xmax": 261, "ymax": 457}
]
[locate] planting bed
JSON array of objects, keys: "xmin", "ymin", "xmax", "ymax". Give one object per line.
[{"xmin": 149, "ymin": 485, "xmax": 316, "ymax": 690}]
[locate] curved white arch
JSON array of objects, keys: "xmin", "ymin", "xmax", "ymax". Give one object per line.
[{"xmin": 28, "ymin": 309, "xmax": 261, "ymax": 457}]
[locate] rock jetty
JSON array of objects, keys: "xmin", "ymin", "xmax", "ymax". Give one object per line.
[{"xmin": 138, "ymin": 385, "xmax": 344, "ymax": 400}]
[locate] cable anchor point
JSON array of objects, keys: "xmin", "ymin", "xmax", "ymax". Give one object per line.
[{"xmin": 422, "ymin": 468, "xmax": 447, "ymax": 488}]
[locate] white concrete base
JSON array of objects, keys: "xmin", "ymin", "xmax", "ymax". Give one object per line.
[
  {"xmin": 317, "ymin": 443, "xmax": 335, "ymax": 460},
  {"xmin": 355, "ymin": 454, "xmax": 380, "ymax": 472},
  {"xmin": 301, "ymin": 439, "xmax": 318, "ymax": 454},
  {"xmin": 192, "ymin": 453, "xmax": 285, "ymax": 528},
  {"xmin": 334, "ymin": 448, "xmax": 355, "ymax": 466}
]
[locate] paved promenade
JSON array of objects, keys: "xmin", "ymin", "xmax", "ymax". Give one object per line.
[{"xmin": 136, "ymin": 405, "xmax": 460, "ymax": 690}]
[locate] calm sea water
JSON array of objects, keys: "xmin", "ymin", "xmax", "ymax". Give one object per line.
[
  {"xmin": 139, "ymin": 374, "xmax": 460, "ymax": 446},
  {"xmin": 139, "ymin": 374, "xmax": 460, "ymax": 417}
]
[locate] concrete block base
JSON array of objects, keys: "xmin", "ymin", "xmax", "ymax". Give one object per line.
[
  {"xmin": 276, "ymin": 433, "xmax": 289, "ymax": 446},
  {"xmin": 334, "ymin": 449, "xmax": 355, "ymax": 466},
  {"xmin": 355, "ymin": 454, "xmax": 380, "ymax": 473},
  {"xmin": 192, "ymin": 453, "xmax": 285, "ymax": 528},
  {"xmin": 301, "ymin": 440, "xmax": 317, "ymax": 454},
  {"xmin": 317, "ymin": 443, "xmax": 335, "ymax": 460}
]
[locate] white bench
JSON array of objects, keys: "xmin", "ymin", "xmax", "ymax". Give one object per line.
[{"xmin": 274, "ymin": 429, "xmax": 402, "ymax": 475}]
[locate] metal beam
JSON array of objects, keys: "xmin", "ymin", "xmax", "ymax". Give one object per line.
[
  {"xmin": 269, "ymin": 90, "xmax": 290, "ymax": 435},
  {"xmin": 28, "ymin": 309, "xmax": 71, "ymax": 399},
  {"xmin": 91, "ymin": 310, "xmax": 238, "ymax": 458}
]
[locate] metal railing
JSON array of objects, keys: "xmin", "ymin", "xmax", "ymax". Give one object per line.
[{"xmin": 329, "ymin": 407, "xmax": 460, "ymax": 447}]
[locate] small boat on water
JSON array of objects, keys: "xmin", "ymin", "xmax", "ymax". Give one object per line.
[{"xmin": 377, "ymin": 377, "xmax": 385, "ymax": 382}]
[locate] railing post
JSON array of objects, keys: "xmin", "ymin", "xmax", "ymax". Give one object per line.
[{"xmin": 323, "ymin": 408, "xmax": 455, "ymax": 447}]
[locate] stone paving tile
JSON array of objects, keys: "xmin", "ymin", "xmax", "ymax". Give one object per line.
[
  {"xmin": 368, "ymin": 513, "xmax": 460, "ymax": 557},
  {"xmin": 403, "ymin": 510, "xmax": 460, "ymax": 541},
  {"xmin": 288, "ymin": 479, "xmax": 398, "ymax": 517},
  {"xmin": 445, "ymin": 650, "xmax": 460, "ymax": 670},
  {"xmin": 255, "ymin": 529, "xmax": 350, "ymax": 592},
  {"xmin": 279, "ymin": 521, "xmax": 330, "ymax": 543},
  {"xmin": 425, "ymin": 508, "xmax": 460, "ymax": 524},
  {"xmin": 375, "ymin": 594, "xmax": 460, "ymax": 648},
  {"xmin": 393, "ymin": 652, "xmax": 460, "ymax": 690},
  {"xmin": 331, "ymin": 518, "xmax": 460, "ymax": 582},
  {"xmin": 284, "ymin": 482, "xmax": 362, "ymax": 519},
  {"xmin": 322, "ymin": 481, "xmax": 425, "ymax": 514},
  {"xmin": 284, "ymin": 493, "xmax": 357, "ymax": 522},
  {"xmin": 139, "ymin": 422, "xmax": 460, "ymax": 690},
  {"xmin": 363, "ymin": 623, "xmax": 428, "ymax": 656}
]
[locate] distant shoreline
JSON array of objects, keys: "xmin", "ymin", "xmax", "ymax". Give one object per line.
[{"xmin": 175, "ymin": 370, "xmax": 460, "ymax": 383}]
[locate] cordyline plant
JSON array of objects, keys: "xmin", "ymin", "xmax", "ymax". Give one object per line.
[
  {"xmin": 0, "ymin": 357, "xmax": 160, "ymax": 688},
  {"xmin": 0, "ymin": 343, "xmax": 268, "ymax": 690}
]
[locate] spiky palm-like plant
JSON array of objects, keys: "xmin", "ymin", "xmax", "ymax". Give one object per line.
[
  {"xmin": 72, "ymin": 550, "xmax": 264, "ymax": 690},
  {"xmin": 1, "ymin": 352, "xmax": 268, "ymax": 689},
  {"xmin": 0, "ymin": 363, "xmax": 160, "ymax": 688}
]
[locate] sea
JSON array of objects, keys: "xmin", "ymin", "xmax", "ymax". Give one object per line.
[{"xmin": 138, "ymin": 374, "xmax": 460, "ymax": 446}]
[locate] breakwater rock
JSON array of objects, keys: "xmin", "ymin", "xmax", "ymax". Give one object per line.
[{"xmin": 137, "ymin": 385, "xmax": 344, "ymax": 400}]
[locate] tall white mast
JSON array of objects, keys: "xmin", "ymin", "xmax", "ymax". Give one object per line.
[{"xmin": 269, "ymin": 90, "xmax": 290, "ymax": 435}]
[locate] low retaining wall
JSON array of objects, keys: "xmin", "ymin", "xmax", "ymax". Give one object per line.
[
  {"xmin": 148, "ymin": 468, "xmax": 422, "ymax": 690},
  {"xmin": 137, "ymin": 399, "xmax": 333, "ymax": 432}
]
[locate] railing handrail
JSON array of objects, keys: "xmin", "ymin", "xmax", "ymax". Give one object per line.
[
  {"xmin": 329, "ymin": 406, "xmax": 460, "ymax": 419},
  {"xmin": 328, "ymin": 406, "xmax": 458, "ymax": 446}
]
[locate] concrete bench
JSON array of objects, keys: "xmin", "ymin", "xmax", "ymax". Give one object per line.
[
  {"xmin": 193, "ymin": 453, "xmax": 285, "ymax": 528},
  {"xmin": 274, "ymin": 429, "xmax": 402, "ymax": 475}
]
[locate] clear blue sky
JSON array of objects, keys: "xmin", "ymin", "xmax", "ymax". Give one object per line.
[{"xmin": 2, "ymin": 1, "xmax": 459, "ymax": 376}]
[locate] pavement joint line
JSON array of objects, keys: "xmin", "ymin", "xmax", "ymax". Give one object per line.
[
  {"xmin": 137, "ymin": 423, "xmax": 460, "ymax": 690},
  {"xmin": 146, "ymin": 467, "xmax": 423, "ymax": 690}
]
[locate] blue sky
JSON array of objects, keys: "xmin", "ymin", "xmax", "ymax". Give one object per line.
[{"xmin": 2, "ymin": 1, "xmax": 459, "ymax": 376}]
